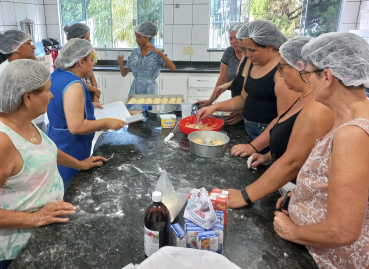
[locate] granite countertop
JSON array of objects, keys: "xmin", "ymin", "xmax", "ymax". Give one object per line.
[
  {"xmin": 9, "ymin": 121, "xmax": 317, "ymax": 269},
  {"xmin": 93, "ymin": 60, "xmax": 221, "ymax": 73}
]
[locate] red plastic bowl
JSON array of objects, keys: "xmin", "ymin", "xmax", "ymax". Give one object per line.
[{"xmin": 178, "ymin": 115, "xmax": 224, "ymax": 135}]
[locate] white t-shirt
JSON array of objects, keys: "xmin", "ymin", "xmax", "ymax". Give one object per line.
[
  {"xmin": 0, "ymin": 59, "xmax": 45, "ymax": 124},
  {"xmin": 0, "ymin": 59, "xmax": 9, "ymax": 75}
]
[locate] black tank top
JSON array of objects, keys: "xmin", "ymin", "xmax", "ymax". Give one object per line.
[
  {"xmin": 231, "ymin": 57, "xmax": 247, "ymax": 97},
  {"xmin": 243, "ymin": 62, "xmax": 278, "ymax": 124},
  {"xmin": 269, "ymin": 99, "xmax": 302, "ymax": 184}
]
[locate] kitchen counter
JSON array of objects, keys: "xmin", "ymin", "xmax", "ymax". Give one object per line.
[
  {"xmin": 9, "ymin": 121, "xmax": 317, "ymax": 269},
  {"xmin": 93, "ymin": 60, "xmax": 221, "ymax": 73}
]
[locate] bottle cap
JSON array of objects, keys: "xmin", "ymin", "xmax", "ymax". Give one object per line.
[{"xmin": 152, "ymin": 191, "xmax": 162, "ymax": 202}]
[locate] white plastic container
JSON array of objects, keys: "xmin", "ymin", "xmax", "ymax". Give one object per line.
[{"xmin": 160, "ymin": 114, "xmax": 176, "ymax": 128}]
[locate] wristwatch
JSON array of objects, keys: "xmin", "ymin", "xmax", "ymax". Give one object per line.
[{"xmin": 241, "ymin": 188, "xmax": 254, "ymax": 207}]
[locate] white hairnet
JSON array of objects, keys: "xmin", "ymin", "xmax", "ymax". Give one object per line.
[
  {"xmin": 64, "ymin": 23, "xmax": 91, "ymax": 41},
  {"xmin": 55, "ymin": 38, "xmax": 93, "ymax": 70},
  {"xmin": 280, "ymin": 36, "xmax": 313, "ymax": 70},
  {"xmin": 228, "ymin": 22, "xmax": 245, "ymax": 35},
  {"xmin": 0, "ymin": 30, "xmax": 31, "ymax": 54},
  {"xmin": 236, "ymin": 19, "xmax": 287, "ymax": 49},
  {"xmin": 0, "ymin": 59, "xmax": 50, "ymax": 113},
  {"xmin": 135, "ymin": 21, "xmax": 158, "ymax": 38},
  {"xmin": 302, "ymin": 32, "xmax": 369, "ymax": 87}
]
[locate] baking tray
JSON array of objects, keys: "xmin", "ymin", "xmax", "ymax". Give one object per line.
[{"xmin": 124, "ymin": 94, "xmax": 184, "ymax": 111}]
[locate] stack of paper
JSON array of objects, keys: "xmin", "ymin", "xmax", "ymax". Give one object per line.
[{"xmin": 94, "ymin": 101, "xmax": 146, "ymax": 124}]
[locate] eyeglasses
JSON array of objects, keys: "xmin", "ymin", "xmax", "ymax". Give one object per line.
[
  {"xmin": 237, "ymin": 46, "xmax": 247, "ymax": 52},
  {"xmin": 277, "ymin": 63, "xmax": 288, "ymax": 75},
  {"xmin": 299, "ymin": 69, "xmax": 324, "ymax": 83}
]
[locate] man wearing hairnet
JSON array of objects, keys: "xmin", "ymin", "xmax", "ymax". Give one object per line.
[
  {"xmin": 117, "ymin": 21, "xmax": 176, "ymax": 95},
  {"xmin": 0, "ymin": 30, "xmax": 48, "ymax": 132}
]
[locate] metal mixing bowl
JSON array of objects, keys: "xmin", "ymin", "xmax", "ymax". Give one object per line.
[
  {"xmin": 147, "ymin": 104, "xmax": 176, "ymax": 121},
  {"xmin": 188, "ymin": 131, "xmax": 230, "ymax": 158}
]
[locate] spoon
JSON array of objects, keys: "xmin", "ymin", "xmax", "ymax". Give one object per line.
[{"xmin": 195, "ymin": 121, "xmax": 201, "ymax": 129}]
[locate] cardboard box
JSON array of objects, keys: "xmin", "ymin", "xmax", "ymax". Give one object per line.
[
  {"xmin": 212, "ymin": 224, "xmax": 224, "ymax": 254},
  {"xmin": 197, "ymin": 231, "xmax": 218, "ymax": 252},
  {"xmin": 186, "ymin": 226, "xmax": 205, "ymax": 248},
  {"xmin": 210, "ymin": 193, "xmax": 228, "ymax": 224},
  {"xmin": 171, "ymin": 223, "xmax": 186, "ymax": 248}
]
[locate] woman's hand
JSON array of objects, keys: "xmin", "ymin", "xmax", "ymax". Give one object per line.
[
  {"xmin": 196, "ymin": 106, "xmax": 216, "ymax": 122},
  {"xmin": 276, "ymin": 190, "xmax": 294, "ymax": 215},
  {"xmin": 79, "ymin": 156, "xmax": 108, "ymax": 170},
  {"xmin": 224, "ymin": 111, "xmax": 243, "ymax": 125},
  {"xmin": 194, "ymin": 99, "xmax": 213, "ymax": 107},
  {"xmin": 117, "ymin": 55, "xmax": 124, "ymax": 64},
  {"xmin": 213, "ymin": 85, "xmax": 227, "ymax": 98},
  {"xmin": 91, "ymin": 87, "xmax": 101, "ymax": 98},
  {"xmin": 106, "ymin": 118, "xmax": 127, "ymax": 131},
  {"xmin": 273, "ymin": 211, "xmax": 296, "ymax": 241},
  {"xmin": 93, "ymin": 102, "xmax": 103, "ymax": 109},
  {"xmin": 246, "ymin": 153, "xmax": 271, "ymax": 170},
  {"xmin": 147, "ymin": 44, "xmax": 162, "ymax": 55},
  {"xmin": 225, "ymin": 189, "xmax": 247, "ymax": 208},
  {"xmin": 32, "ymin": 199, "xmax": 76, "ymax": 227},
  {"xmin": 230, "ymin": 144, "xmax": 256, "ymax": 157}
]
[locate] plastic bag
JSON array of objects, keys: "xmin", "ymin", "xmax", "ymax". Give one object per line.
[
  {"xmin": 121, "ymin": 246, "xmax": 241, "ymax": 269},
  {"xmin": 155, "ymin": 170, "xmax": 191, "ymax": 222},
  {"xmin": 184, "ymin": 188, "xmax": 217, "ymax": 229}
]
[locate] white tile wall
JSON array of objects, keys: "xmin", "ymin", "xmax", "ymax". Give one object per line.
[
  {"xmin": 191, "ymin": 44, "xmax": 209, "ymax": 61},
  {"xmin": 173, "ymin": 24, "xmax": 192, "ymax": 44},
  {"xmin": 164, "ymin": 24, "xmax": 173, "ymax": 43},
  {"xmin": 174, "ymin": 4, "xmax": 193, "ymax": 24},
  {"xmin": 0, "ymin": 3, "xmax": 4, "ymax": 26},
  {"xmin": 2, "ymin": 2, "xmax": 17, "ymax": 26},
  {"xmin": 44, "ymin": 4, "xmax": 59, "ymax": 25},
  {"xmin": 192, "ymin": 4, "xmax": 209, "ymax": 25},
  {"xmin": 163, "ymin": 5, "xmax": 173, "ymax": 24},
  {"xmin": 341, "ymin": 1, "xmax": 360, "ymax": 24},
  {"xmin": 0, "ymin": 0, "xmax": 61, "ymax": 44}
]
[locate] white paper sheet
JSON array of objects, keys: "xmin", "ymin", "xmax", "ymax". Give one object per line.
[{"xmin": 94, "ymin": 100, "xmax": 131, "ymax": 121}]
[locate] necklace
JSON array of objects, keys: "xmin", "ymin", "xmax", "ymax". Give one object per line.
[
  {"xmin": 297, "ymin": 91, "xmax": 313, "ymax": 101},
  {"xmin": 8, "ymin": 118, "xmax": 38, "ymax": 143}
]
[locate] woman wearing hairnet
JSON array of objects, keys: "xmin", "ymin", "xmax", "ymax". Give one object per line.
[
  {"xmin": 0, "ymin": 30, "xmax": 49, "ymax": 133},
  {"xmin": 64, "ymin": 23, "xmax": 102, "ymax": 106},
  {"xmin": 196, "ymin": 22, "xmax": 249, "ymax": 125},
  {"xmin": 117, "ymin": 21, "xmax": 176, "ymax": 95},
  {"xmin": 273, "ymin": 33, "xmax": 369, "ymax": 268},
  {"xmin": 0, "ymin": 60, "xmax": 106, "ymax": 269},
  {"xmin": 225, "ymin": 37, "xmax": 333, "ymax": 210},
  {"xmin": 197, "ymin": 20, "xmax": 300, "ymax": 155},
  {"xmin": 47, "ymin": 39, "xmax": 126, "ymax": 188}
]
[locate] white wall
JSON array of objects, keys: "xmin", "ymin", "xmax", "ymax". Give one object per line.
[
  {"xmin": 0, "ymin": 0, "xmax": 60, "ymax": 42},
  {"xmin": 338, "ymin": 0, "xmax": 361, "ymax": 32}
]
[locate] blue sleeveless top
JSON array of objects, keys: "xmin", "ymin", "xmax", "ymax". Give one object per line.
[{"xmin": 47, "ymin": 69, "xmax": 95, "ymax": 184}]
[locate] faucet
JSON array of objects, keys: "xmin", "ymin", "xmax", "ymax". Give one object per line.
[{"xmin": 104, "ymin": 44, "xmax": 109, "ymax": 57}]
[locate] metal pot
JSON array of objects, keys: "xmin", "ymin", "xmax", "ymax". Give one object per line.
[
  {"xmin": 188, "ymin": 131, "xmax": 230, "ymax": 158},
  {"xmin": 147, "ymin": 104, "xmax": 176, "ymax": 121}
]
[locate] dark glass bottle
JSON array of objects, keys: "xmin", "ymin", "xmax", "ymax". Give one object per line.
[{"xmin": 144, "ymin": 191, "xmax": 171, "ymax": 258}]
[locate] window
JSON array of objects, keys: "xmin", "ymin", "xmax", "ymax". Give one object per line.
[
  {"xmin": 209, "ymin": 0, "xmax": 251, "ymax": 49},
  {"xmin": 59, "ymin": 0, "xmax": 163, "ymax": 49},
  {"xmin": 209, "ymin": 0, "xmax": 343, "ymax": 49},
  {"xmin": 300, "ymin": 0, "xmax": 343, "ymax": 36}
]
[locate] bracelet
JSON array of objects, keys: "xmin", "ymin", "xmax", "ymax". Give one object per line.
[
  {"xmin": 241, "ymin": 188, "xmax": 254, "ymax": 207},
  {"xmin": 249, "ymin": 143, "xmax": 259, "ymax": 153}
]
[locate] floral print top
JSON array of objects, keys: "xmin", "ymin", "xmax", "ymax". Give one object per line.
[
  {"xmin": 289, "ymin": 118, "xmax": 369, "ymax": 269},
  {"xmin": 125, "ymin": 48, "xmax": 166, "ymax": 95},
  {"xmin": 0, "ymin": 121, "xmax": 64, "ymax": 260}
]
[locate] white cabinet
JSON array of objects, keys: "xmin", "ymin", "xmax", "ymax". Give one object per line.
[
  {"xmin": 94, "ymin": 73, "xmax": 104, "ymax": 104},
  {"xmin": 187, "ymin": 74, "xmax": 232, "ymax": 103},
  {"xmin": 159, "ymin": 73, "xmax": 188, "ymax": 100},
  {"xmin": 94, "ymin": 71, "xmax": 131, "ymax": 104}
]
